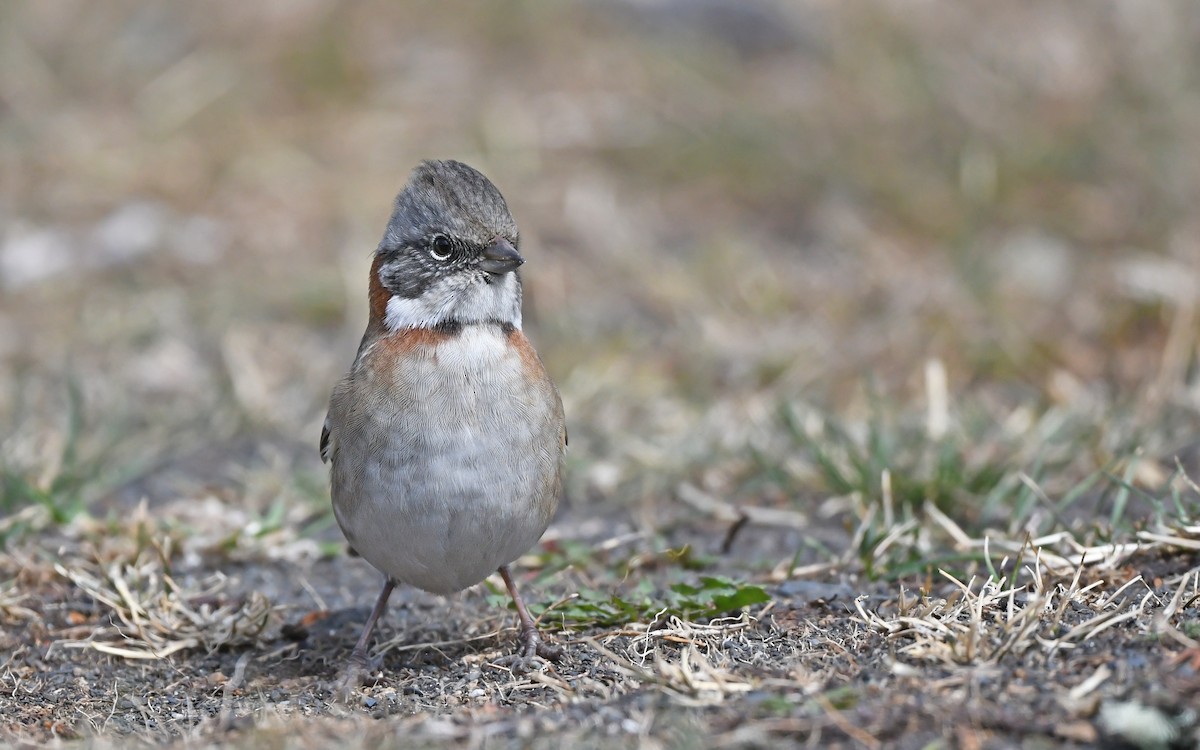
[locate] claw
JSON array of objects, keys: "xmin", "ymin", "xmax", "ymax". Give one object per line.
[
  {"xmin": 334, "ymin": 646, "xmax": 386, "ymax": 700},
  {"xmin": 493, "ymin": 625, "xmax": 562, "ymax": 674}
]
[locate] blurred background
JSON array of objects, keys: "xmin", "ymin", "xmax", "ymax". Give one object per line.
[{"xmin": 2, "ymin": 1, "xmax": 1199, "ymax": 546}]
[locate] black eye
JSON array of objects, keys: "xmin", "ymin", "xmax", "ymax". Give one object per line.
[{"xmin": 428, "ymin": 235, "xmax": 453, "ymax": 261}]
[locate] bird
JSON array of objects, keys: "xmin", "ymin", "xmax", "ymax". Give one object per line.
[{"xmin": 320, "ymin": 159, "xmax": 566, "ymax": 683}]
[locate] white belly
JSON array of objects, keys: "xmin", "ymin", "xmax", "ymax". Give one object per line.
[{"xmin": 329, "ymin": 325, "xmax": 562, "ymax": 594}]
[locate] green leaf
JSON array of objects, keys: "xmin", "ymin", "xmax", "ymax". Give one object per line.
[{"xmin": 710, "ymin": 585, "xmax": 770, "ymax": 612}]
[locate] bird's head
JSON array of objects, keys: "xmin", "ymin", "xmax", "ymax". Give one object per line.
[{"xmin": 370, "ymin": 160, "xmax": 525, "ymax": 332}]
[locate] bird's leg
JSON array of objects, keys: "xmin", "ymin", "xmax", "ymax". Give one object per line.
[
  {"xmin": 338, "ymin": 576, "xmax": 394, "ymax": 693},
  {"xmin": 494, "ymin": 565, "xmax": 562, "ymax": 673}
]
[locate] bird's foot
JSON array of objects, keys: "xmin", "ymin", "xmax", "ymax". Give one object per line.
[
  {"xmin": 334, "ymin": 650, "xmax": 383, "ymax": 701},
  {"xmin": 493, "ymin": 628, "xmax": 563, "ymax": 674}
]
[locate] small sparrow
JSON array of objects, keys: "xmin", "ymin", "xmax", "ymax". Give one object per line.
[{"xmin": 321, "ymin": 160, "xmax": 566, "ymax": 679}]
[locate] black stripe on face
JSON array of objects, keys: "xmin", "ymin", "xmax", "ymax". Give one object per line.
[{"xmin": 379, "ymin": 251, "xmax": 439, "ymax": 299}]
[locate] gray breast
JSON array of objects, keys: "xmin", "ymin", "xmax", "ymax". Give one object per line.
[{"xmin": 329, "ymin": 325, "xmax": 563, "ymax": 594}]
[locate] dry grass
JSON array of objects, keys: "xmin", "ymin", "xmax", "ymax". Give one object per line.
[
  {"xmin": 856, "ymin": 543, "xmax": 1200, "ymax": 668},
  {"xmin": 52, "ymin": 548, "xmax": 276, "ymax": 661},
  {"xmin": 3, "ymin": 1, "xmax": 1200, "ymax": 747}
]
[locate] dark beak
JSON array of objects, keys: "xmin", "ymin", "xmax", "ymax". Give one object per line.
[{"xmin": 479, "ymin": 238, "xmax": 525, "ymax": 275}]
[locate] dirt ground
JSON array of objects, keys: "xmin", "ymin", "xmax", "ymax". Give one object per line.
[
  {"xmin": 3, "ymin": 2, "xmax": 1200, "ymax": 748},
  {"xmin": 2, "ymin": 484, "xmax": 1199, "ymax": 748}
]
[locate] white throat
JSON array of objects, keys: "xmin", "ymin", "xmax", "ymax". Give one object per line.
[{"xmin": 384, "ymin": 272, "xmax": 522, "ymax": 331}]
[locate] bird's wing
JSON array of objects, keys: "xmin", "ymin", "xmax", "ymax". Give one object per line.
[{"xmin": 319, "ymin": 414, "xmax": 333, "ymax": 464}]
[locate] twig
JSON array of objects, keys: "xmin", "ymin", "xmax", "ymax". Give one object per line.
[
  {"xmin": 814, "ymin": 693, "xmax": 880, "ymax": 749},
  {"xmin": 676, "ymin": 483, "xmax": 809, "ymax": 530}
]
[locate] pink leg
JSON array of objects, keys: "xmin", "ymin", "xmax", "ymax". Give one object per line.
[
  {"xmin": 339, "ymin": 577, "xmax": 394, "ymax": 693},
  {"xmin": 496, "ymin": 565, "xmax": 562, "ymax": 672}
]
